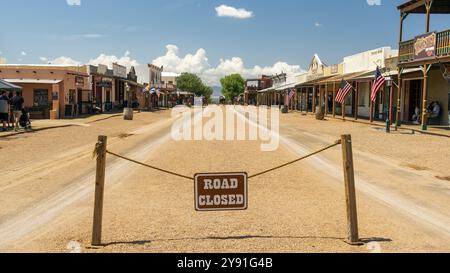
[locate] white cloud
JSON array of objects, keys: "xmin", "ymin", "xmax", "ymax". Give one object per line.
[
  {"xmin": 215, "ymin": 4, "xmax": 254, "ymax": 19},
  {"xmin": 47, "ymin": 56, "xmax": 82, "ymax": 66},
  {"xmin": 39, "ymin": 57, "xmax": 48, "ymax": 62},
  {"xmin": 66, "ymin": 0, "xmax": 81, "ymax": 6},
  {"xmin": 21, "ymin": 51, "xmax": 27, "ymax": 56},
  {"xmin": 367, "ymin": 0, "xmax": 382, "ymax": 6},
  {"xmin": 153, "ymin": 45, "xmax": 210, "ymax": 75},
  {"xmin": 152, "ymin": 44, "xmax": 303, "ymax": 86},
  {"xmin": 38, "ymin": 46, "xmax": 303, "ymax": 86},
  {"xmin": 55, "ymin": 34, "xmax": 106, "ymax": 41},
  {"xmin": 87, "ymin": 51, "xmax": 139, "ymax": 70},
  {"xmin": 315, "ymin": 22, "xmax": 322, "ymax": 27}
]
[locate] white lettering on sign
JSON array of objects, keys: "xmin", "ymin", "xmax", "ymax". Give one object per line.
[
  {"xmin": 198, "ymin": 195, "xmax": 245, "ymax": 206},
  {"xmin": 203, "ymin": 178, "xmax": 239, "ymax": 190},
  {"xmin": 194, "ymin": 173, "xmax": 248, "ymax": 211}
]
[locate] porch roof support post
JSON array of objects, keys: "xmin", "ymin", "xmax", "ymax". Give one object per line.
[
  {"xmin": 312, "ymin": 86, "xmax": 317, "ymax": 113},
  {"xmin": 425, "ymin": 0, "xmax": 433, "ymax": 33},
  {"xmin": 325, "ymin": 84, "xmax": 329, "ymax": 115},
  {"xmin": 333, "ymin": 82, "xmax": 336, "ymax": 118},
  {"xmin": 354, "ymin": 82, "xmax": 359, "ymax": 120},
  {"xmin": 421, "ymin": 65, "xmax": 430, "ymax": 130},
  {"xmin": 370, "ymin": 81, "xmax": 374, "ymax": 123}
]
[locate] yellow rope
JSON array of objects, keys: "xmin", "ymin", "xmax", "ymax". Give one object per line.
[
  {"xmin": 106, "ymin": 150, "xmax": 193, "ymax": 181},
  {"xmin": 248, "ymin": 140, "xmax": 342, "ymax": 179},
  {"xmin": 104, "ymin": 139, "xmax": 342, "ymax": 181}
]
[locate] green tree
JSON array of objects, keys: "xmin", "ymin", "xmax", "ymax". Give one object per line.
[
  {"xmin": 176, "ymin": 73, "xmax": 205, "ymax": 96},
  {"xmin": 176, "ymin": 73, "xmax": 213, "ymax": 98},
  {"xmin": 220, "ymin": 74, "xmax": 245, "ymax": 101},
  {"xmin": 202, "ymin": 85, "xmax": 213, "ymax": 99}
]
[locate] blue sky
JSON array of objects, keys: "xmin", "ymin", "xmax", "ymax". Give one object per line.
[{"xmin": 0, "ymin": 0, "xmax": 448, "ymax": 85}]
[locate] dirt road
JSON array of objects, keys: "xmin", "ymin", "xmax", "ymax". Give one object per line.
[{"xmin": 1, "ymin": 107, "xmax": 449, "ymax": 253}]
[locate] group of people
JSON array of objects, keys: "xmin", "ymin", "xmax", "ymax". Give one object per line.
[
  {"xmin": 412, "ymin": 101, "xmax": 441, "ymax": 125},
  {"xmin": 0, "ymin": 91, "xmax": 25, "ymax": 132}
]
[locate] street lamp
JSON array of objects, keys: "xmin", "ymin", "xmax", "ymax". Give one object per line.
[
  {"xmin": 123, "ymin": 82, "xmax": 133, "ymax": 121},
  {"xmin": 386, "ymin": 77, "xmax": 393, "ymax": 133},
  {"xmin": 125, "ymin": 83, "xmax": 131, "ymax": 108}
]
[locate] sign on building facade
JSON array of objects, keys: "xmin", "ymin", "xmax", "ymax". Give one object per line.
[{"xmin": 414, "ymin": 32, "xmax": 436, "ymax": 61}]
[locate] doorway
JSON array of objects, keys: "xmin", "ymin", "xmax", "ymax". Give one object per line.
[
  {"xmin": 77, "ymin": 89, "xmax": 82, "ymax": 115},
  {"xmin": 406, "ymin": 80, "xmax": 422, "ymax": 122}
]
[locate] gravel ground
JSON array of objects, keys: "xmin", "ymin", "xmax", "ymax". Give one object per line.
[{"xmin": 1, "ymin": 108, "xmax": 450, "ymax": 253}]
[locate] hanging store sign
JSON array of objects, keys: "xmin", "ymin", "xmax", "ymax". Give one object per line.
[
  {"xmin": 414, "ymin": 32, "xmax": 436, "ymax": 61},
  {"xmin": 194, "ymin": 173, "xmax": 248, "ymax": 211},
  {"xmin": 75, "ymin": 76, "xmax": 85, "ymax": 85},
  {"xmin": 331, "ymin": 65, "xmax": 339, "ymax": 75}
]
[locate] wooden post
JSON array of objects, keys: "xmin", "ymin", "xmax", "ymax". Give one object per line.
[
  {"xmin": 306, "ymin": 88, "xmax": 309, "ymax": 113},
  {"xmin": 333, "ymin": 82, "xmax": 336, "ymax": 118},
  {"xmin": 389, "ymin": 81, "xmax": 394, "ymax": 125},
  {"xmin": 312, "ymin": 86, "xmax": 317, "ymax": 113},
  {"xmin": 425, "ymin": 0, "xmax": 432, "ymax": 33},
  {"xmin": 325, "ymin": 84, "xmax": 329, "ymax": 115},
  {"xmin": 421, "ymin": 65, "xmax": 429, "ymax": 131},
  {"xmin": 295, "ymin": 89, "xmax": 298, "ymax": 111},
  {"xmin": 92, "ymin": 135, "xmax": 108, "ymax": 246},
  {"xmin": 354, "ymin": 82, "xmax": 359, "ymax": 120},
  {"xmin": 369, "ymin": 81, "xmax": 374, "ymax": 123},
  {"xmin": 341, "ymin": 135, "xmax": 360, "ymax": 245},
  {"xmin": 396, "ymin": 71, "xmax": 403, "ymax": 130}
]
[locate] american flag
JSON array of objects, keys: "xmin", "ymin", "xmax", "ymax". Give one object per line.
[
  {"xmin": 335, "ymin": 80, "xmax": 352, "ymax": 104},
  {"xmin": 371, "ymin": 67, "xmax": 386, "ymax": 102},
  {"xmin": 156, "ymin": 89, "xmax": 161, "ymax": 98},
  {"xmin": 289, "ymin": 89, "xmax": 296, "ymax": 100}
]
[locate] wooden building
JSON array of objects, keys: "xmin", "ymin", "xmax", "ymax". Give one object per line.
[
  {"xmin": 245, "ymin": 75, "xmax": 272, "ymax": 105},
  {"xmin": 296, "ymin": 48, "xmax": 401, "ymax": 122},
  {"xmin": 397, "ymin": 0, "xmax": 450, "ymax": 129}
]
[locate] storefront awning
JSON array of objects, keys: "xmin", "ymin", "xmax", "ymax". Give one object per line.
[
  {"xmin": 0, "ymin": 79, "xmax": 23, "ymax": 90},
  {"xmin": 296, "ymin": 75, "xmax": 336, "ymax": 87},
  {"xmin": 314, "ymin": 71, "xmax": 370, "ymax": 84},
  {"xmin": 275, "ymin": 82, "xmax": 299, "ymax": 91},
  {"xmin": 4, "ymin": 79, "xmax": 62, "ymax": 84},
  {"xmin": 352, "ymin": 68, "xmax": 423, "ymax": 81},
  {"xmin": 257, "ymin": 87, "xmax": 275, "ymax": 93}
]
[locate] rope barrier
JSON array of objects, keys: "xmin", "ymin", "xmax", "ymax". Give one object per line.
[
  {"xmin": 106, "ymin": 150, "xmax": 194, "ymax": 181},
  {"xmin": 103, "ymin": 139, "xmax": 342, "ymax": 181},
  {"xmin": 248, "ymin": 140, "xmax": 342, "ymax": 179}
]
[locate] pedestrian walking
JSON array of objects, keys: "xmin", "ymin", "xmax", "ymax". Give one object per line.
[
  {"xmin": 0, "ymin": 91, "xmax": 10, "ymax": 132},
  {"xmin": 11, "ymin": 91, "xmax": 25, "ymax": 131}
]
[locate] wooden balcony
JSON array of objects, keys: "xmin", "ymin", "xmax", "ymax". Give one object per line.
[{"xmin": 399, "ymin": 29, "xmax": 450, "ymax": 66}]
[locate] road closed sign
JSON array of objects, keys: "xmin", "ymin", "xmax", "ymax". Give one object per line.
[{"xmin": 194, "ymin": 173, "xmax": 248, "ymax": 211}]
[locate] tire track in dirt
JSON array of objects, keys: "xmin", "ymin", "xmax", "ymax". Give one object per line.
[
  {"xmin": 0, "ymin": 118, "xmax": 176, "ymax": 192},
  {"xmin": 0, "ymin": 109, "xmax": 202, "ymax": 251},
  {"xmin": 233, "ymin": 107, "xmax": 450, "ymax": 239}
]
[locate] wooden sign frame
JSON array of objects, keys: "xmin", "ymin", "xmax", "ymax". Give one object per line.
[{"xmin": 194, "ymin": 172, "xmax": 248, "ymax": 212}]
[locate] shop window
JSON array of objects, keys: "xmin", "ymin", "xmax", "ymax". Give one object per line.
[
  {"xmin": 33, "ymin": 89, "xmax": 49, "ymax": 108},
  {"xmin": 358, "ymin": 83, "xmax": 369, "ymax": 107}
]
